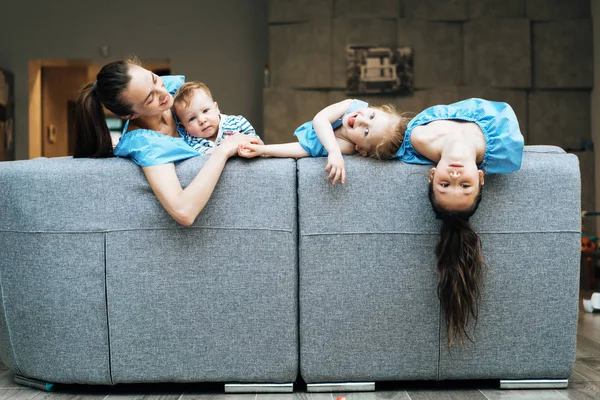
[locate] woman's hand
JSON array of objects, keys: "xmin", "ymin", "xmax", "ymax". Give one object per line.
[
  {"xmin": 325, "ymin": 151, "xmax": 346, "ymax": 184},
  {"xmin": 237, "ymin": 143, "xmax": 264, "ymax": 158}
]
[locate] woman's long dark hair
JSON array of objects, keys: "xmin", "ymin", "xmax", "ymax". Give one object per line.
[
  {"xmin": 73, "ymin": 57, "xmax": 141, "ymax": 158},
  {"xmin": 428, "ymin": 183, "xmax": 485, "ymax": 347}
]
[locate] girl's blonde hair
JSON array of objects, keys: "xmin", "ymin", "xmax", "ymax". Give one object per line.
[
  {"xmin": 368, "ymin": 104, "xmax": 413, "ymax": 160},
  {"xmin": 173, "ymin": 81, "xmax": 214, "ymax": 110}
]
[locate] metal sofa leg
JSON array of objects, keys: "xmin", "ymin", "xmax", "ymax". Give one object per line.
[
  {"xmin": 500, "ymin": 379, "xmax": 568, "ymax": 389},
  {"xmin": 225, "ymin": 382, "xmax": 294, "ymax": 393},
  {"xmin": 307, "ymin": 382, "xmax": 375, "ymax": 392},
  {"xmin": 13, "ymin": 375, "xmax": 55, "ymax": 391}
]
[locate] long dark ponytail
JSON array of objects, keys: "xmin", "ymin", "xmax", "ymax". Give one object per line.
[
  {"xmin": 428, "ymin": 183, "xmax": 485, "ymax": 346},
  {"xmin": 73, "ymin": 57, "xmax": 141, "ymax": 158}
]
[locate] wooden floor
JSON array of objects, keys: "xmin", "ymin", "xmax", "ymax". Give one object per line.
[{"xmin": 0, "ymin": 295, "xmax": 598, "ymax": 400}]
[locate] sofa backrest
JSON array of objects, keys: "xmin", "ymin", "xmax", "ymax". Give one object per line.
[
  {"xmin": 296, "ymin": 145, "xmax": 581, "ymax": 382},
  {"xmin": 0, "ymin": 156, "xmax": 299, "ymax": 384}
]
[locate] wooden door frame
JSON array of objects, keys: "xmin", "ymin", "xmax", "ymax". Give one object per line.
[
  {"xmin": 28, "ymin": 59, "xmax": 92, "ymax": 159},
  {"xmin": 28, "ymin": 59, "xmax": 170, "ymax": 159}
]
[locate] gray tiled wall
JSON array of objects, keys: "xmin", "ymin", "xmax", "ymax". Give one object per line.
[
  {"xmin": 532, "ymin": 20, "xmax": 593, "ymax": 88},
  {"xmin": 528, "ymin": 91, "xmax": 591, "ymax": 149},
  {"xmin": 333, "ymin": 0, "xmax": 399, "ymax": 18},
  {"xmin": 265, "ymin": 0, "xmax": 593, "ymax": 203},
  {"xmin": 268, "ymin": 0, "xmax": 333, "ymax": 22},
  {"xmin": 263, "ymin": 89, "xmax": 330, "ymax": 144},
  {"xmin": 468, "ymin": 0, "xmax": 525, "ymax": 18},
  {"xmin": 269, "ymin": 21, "xmax": 332, "ymax": 88},
  {"xmin": 397, "ymin": 20, "xmax": 462, "ymax": 88},
  {"xmin": 463, "ymin": 19, "xmax": 531, "ymax": 88},
  {"xmin": 526, "ymin": 0, "xmax": 590, "ymax": 20},
  {"xmin": 402, "ymin": 0, "xmax": 468, "ymax": 21},
  {"xmin": 332, "ymin": 18, "xmax": 397, "ymax": 88}
]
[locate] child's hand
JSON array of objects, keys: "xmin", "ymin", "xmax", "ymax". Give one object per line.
[
  {"xmin": 325, "ymin": 151, "xmax": 346, "ymax": 184},
  {"xmin": 237, "ymin": 143, "xmax": 263, "ymax": 158},
  {"xmin": 216, "ymin": 134, "xmax": 261, "ymax": 158}
]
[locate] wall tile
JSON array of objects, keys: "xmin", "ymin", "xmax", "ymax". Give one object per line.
[
  {"xmin": 403, "ymin": 0, "xmax": 468, "ymax": 21},
  {"xmin": 331, "ymin": 17, "xmax": 397, "ymax": 88},
  {"xmin": 469, "ymin": 0, "xmax": 525, "ymax": 18},
  {"xmin": 268, "ymin": 0, "xmax": 333, "ymax": 22},
  {"xmin": 269, "ymin": 21, "xmax": 332, "ymax": 88},
  {"xmin": 532, "ymin": 20, "xmax": 593, "ymax": 88},
  {"xmin": 526, "ymin": 0, "xmax": 590, "ymax": 20},
  {"xmin": 457, "ymin": 88, "xmax": 528, "ymax": 141},
  {"xmin": 329, "ymin": 88, "xmax": 461, "ymax": 117},
  {"xmin": 528, "ymin": 90, "xmax": 591, "ymax": 150},
  {"xmin": 334, "ymin": 0, "xmax": 399, "ymax": 18},
  {"xmin": 386, "ymin": 88, "xmax": 461, "ymax": 116},
  {"xmin": 464, "ymin": 20, "xmax": 531, "ymax": 88},
  {"xmin": 328, "ymin": 91, "xmax": 409, "ymax": 111},
  {"xmin": 397, "ymin": 20, "xmax": 461, "ymax": 88},
  {"xmin": 327, "ymin": 90, "xmax": 350, "ymax": 105},
  {"xmin": 263, "ymin": 89, "xmax": 330, "ymax": 144}
]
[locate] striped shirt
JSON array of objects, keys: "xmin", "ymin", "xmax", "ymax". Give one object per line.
[{"xmin": 179, "ymin": 114, "xmax": 258, "ymax": 155}]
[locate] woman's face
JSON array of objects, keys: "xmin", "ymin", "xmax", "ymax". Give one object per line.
[
  {"xmin": 120, "ymin": 64, "xmax": 174, "ymax": 119},
  {"xmin": 429, "ymin": 159, "xmax": 484, "ymax": 211}
]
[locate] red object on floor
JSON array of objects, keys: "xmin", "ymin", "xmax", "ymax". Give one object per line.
[{"xmin": 336, "ymin": 397, "xmax": 346, "ymax": 400}]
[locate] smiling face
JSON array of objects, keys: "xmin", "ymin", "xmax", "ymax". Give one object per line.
[
  {"xmin": 429, "ymin": 159, "xmax": 484, "ymax": 211},
  {"xmin": 119, "ymin": 65, "xmax": 174, "ymax": 119},
  {"xmin": 174, "ymin": 89, "xmax": 220, "ymax": 140},
  {"xmin": 342, "ymin": 107, "xmax": 400, "ymax": 156}
]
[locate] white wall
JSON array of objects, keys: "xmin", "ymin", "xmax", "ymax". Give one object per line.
[{"xmin": 0, "ymin": 0, "xmax": 268, "ymax": 160}]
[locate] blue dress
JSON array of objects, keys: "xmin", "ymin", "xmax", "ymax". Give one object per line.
[
  {"xmin": 395, "ymin": 98, "xmax": 524, "ymax": 174},
  {"xmin": 113, "ymin": 75, "xmax": 201, "ymax": 167},
  {"xmin": 294, "ymin": 99, "xmax": 368, "ymax": 157}
]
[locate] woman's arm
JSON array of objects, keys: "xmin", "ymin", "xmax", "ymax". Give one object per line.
[
  {"xmin": 238, "ymin": 142, "xmax": 309, "ymax": 159},
  {"xmin": 143, "ymin": 135, "xmax": 260, "ymax": 226}
]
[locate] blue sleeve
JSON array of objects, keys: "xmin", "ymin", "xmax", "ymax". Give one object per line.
[
  {"xmin": 476, "ymin": 100, "xmax": 524, "ymax": 174},
  {"xmin": 348, "ymin": 99, "xmax": 368, "ymax": 112},
  {"xmin": 294, "ymin": 121, "xmax": 328, "ymax": 157},
  {"xmin": 114, "ymin": 130, "xmax": 200, "ymax": 167},
  {"xmin": 161, "ymin": 75, "xmax": 185, "ymax": 96}
]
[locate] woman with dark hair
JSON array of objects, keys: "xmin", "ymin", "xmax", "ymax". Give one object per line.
[
  {"xmin": 74, "ymin": 57, "xmax": 260, "ymax": 226},
  {"xmin": 396, "ymin": 98, "xmax": 524, "ymax": 346}
]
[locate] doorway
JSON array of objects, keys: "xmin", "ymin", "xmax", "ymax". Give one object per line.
[
  {"xmin": 42, "ymin": 64, "xmax": 89, "ymax": 158},
  {"xmin": 28, "ymin": 59, "xmax": 171, "ymax": 159},
  {"xmin": 28, "ymin": 59, "xmax": 92, "ymax": 159}
]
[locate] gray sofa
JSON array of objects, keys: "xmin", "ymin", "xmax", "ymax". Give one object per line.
[{"xmin": 0, "ymin": 145, "xmax": 581, "ymax": 392}]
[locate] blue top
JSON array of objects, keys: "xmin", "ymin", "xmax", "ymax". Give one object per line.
[
  {"xmin": 113, "ymin": 75, "xmax": 201, "ymax": 167},
  {"xmin": 395, "ymin": 98, "xmax": 524, "ymax": 174},
  {"xmin": 294, "ymin": 99, "xmax": 368, "ymax": 157}
]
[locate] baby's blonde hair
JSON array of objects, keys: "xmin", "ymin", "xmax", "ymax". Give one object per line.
[
  {"xmin": 367, "ymin": 104, "xmax": 412, "ymax": 160},
  {"xmin": 173, "ymin": 81, "xmax": 214, "ymax": 110}
]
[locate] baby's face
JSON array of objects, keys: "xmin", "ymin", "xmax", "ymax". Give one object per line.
[{"xmin": 175, "ymin": 89, "xmax": 220, "ymax": 140}]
